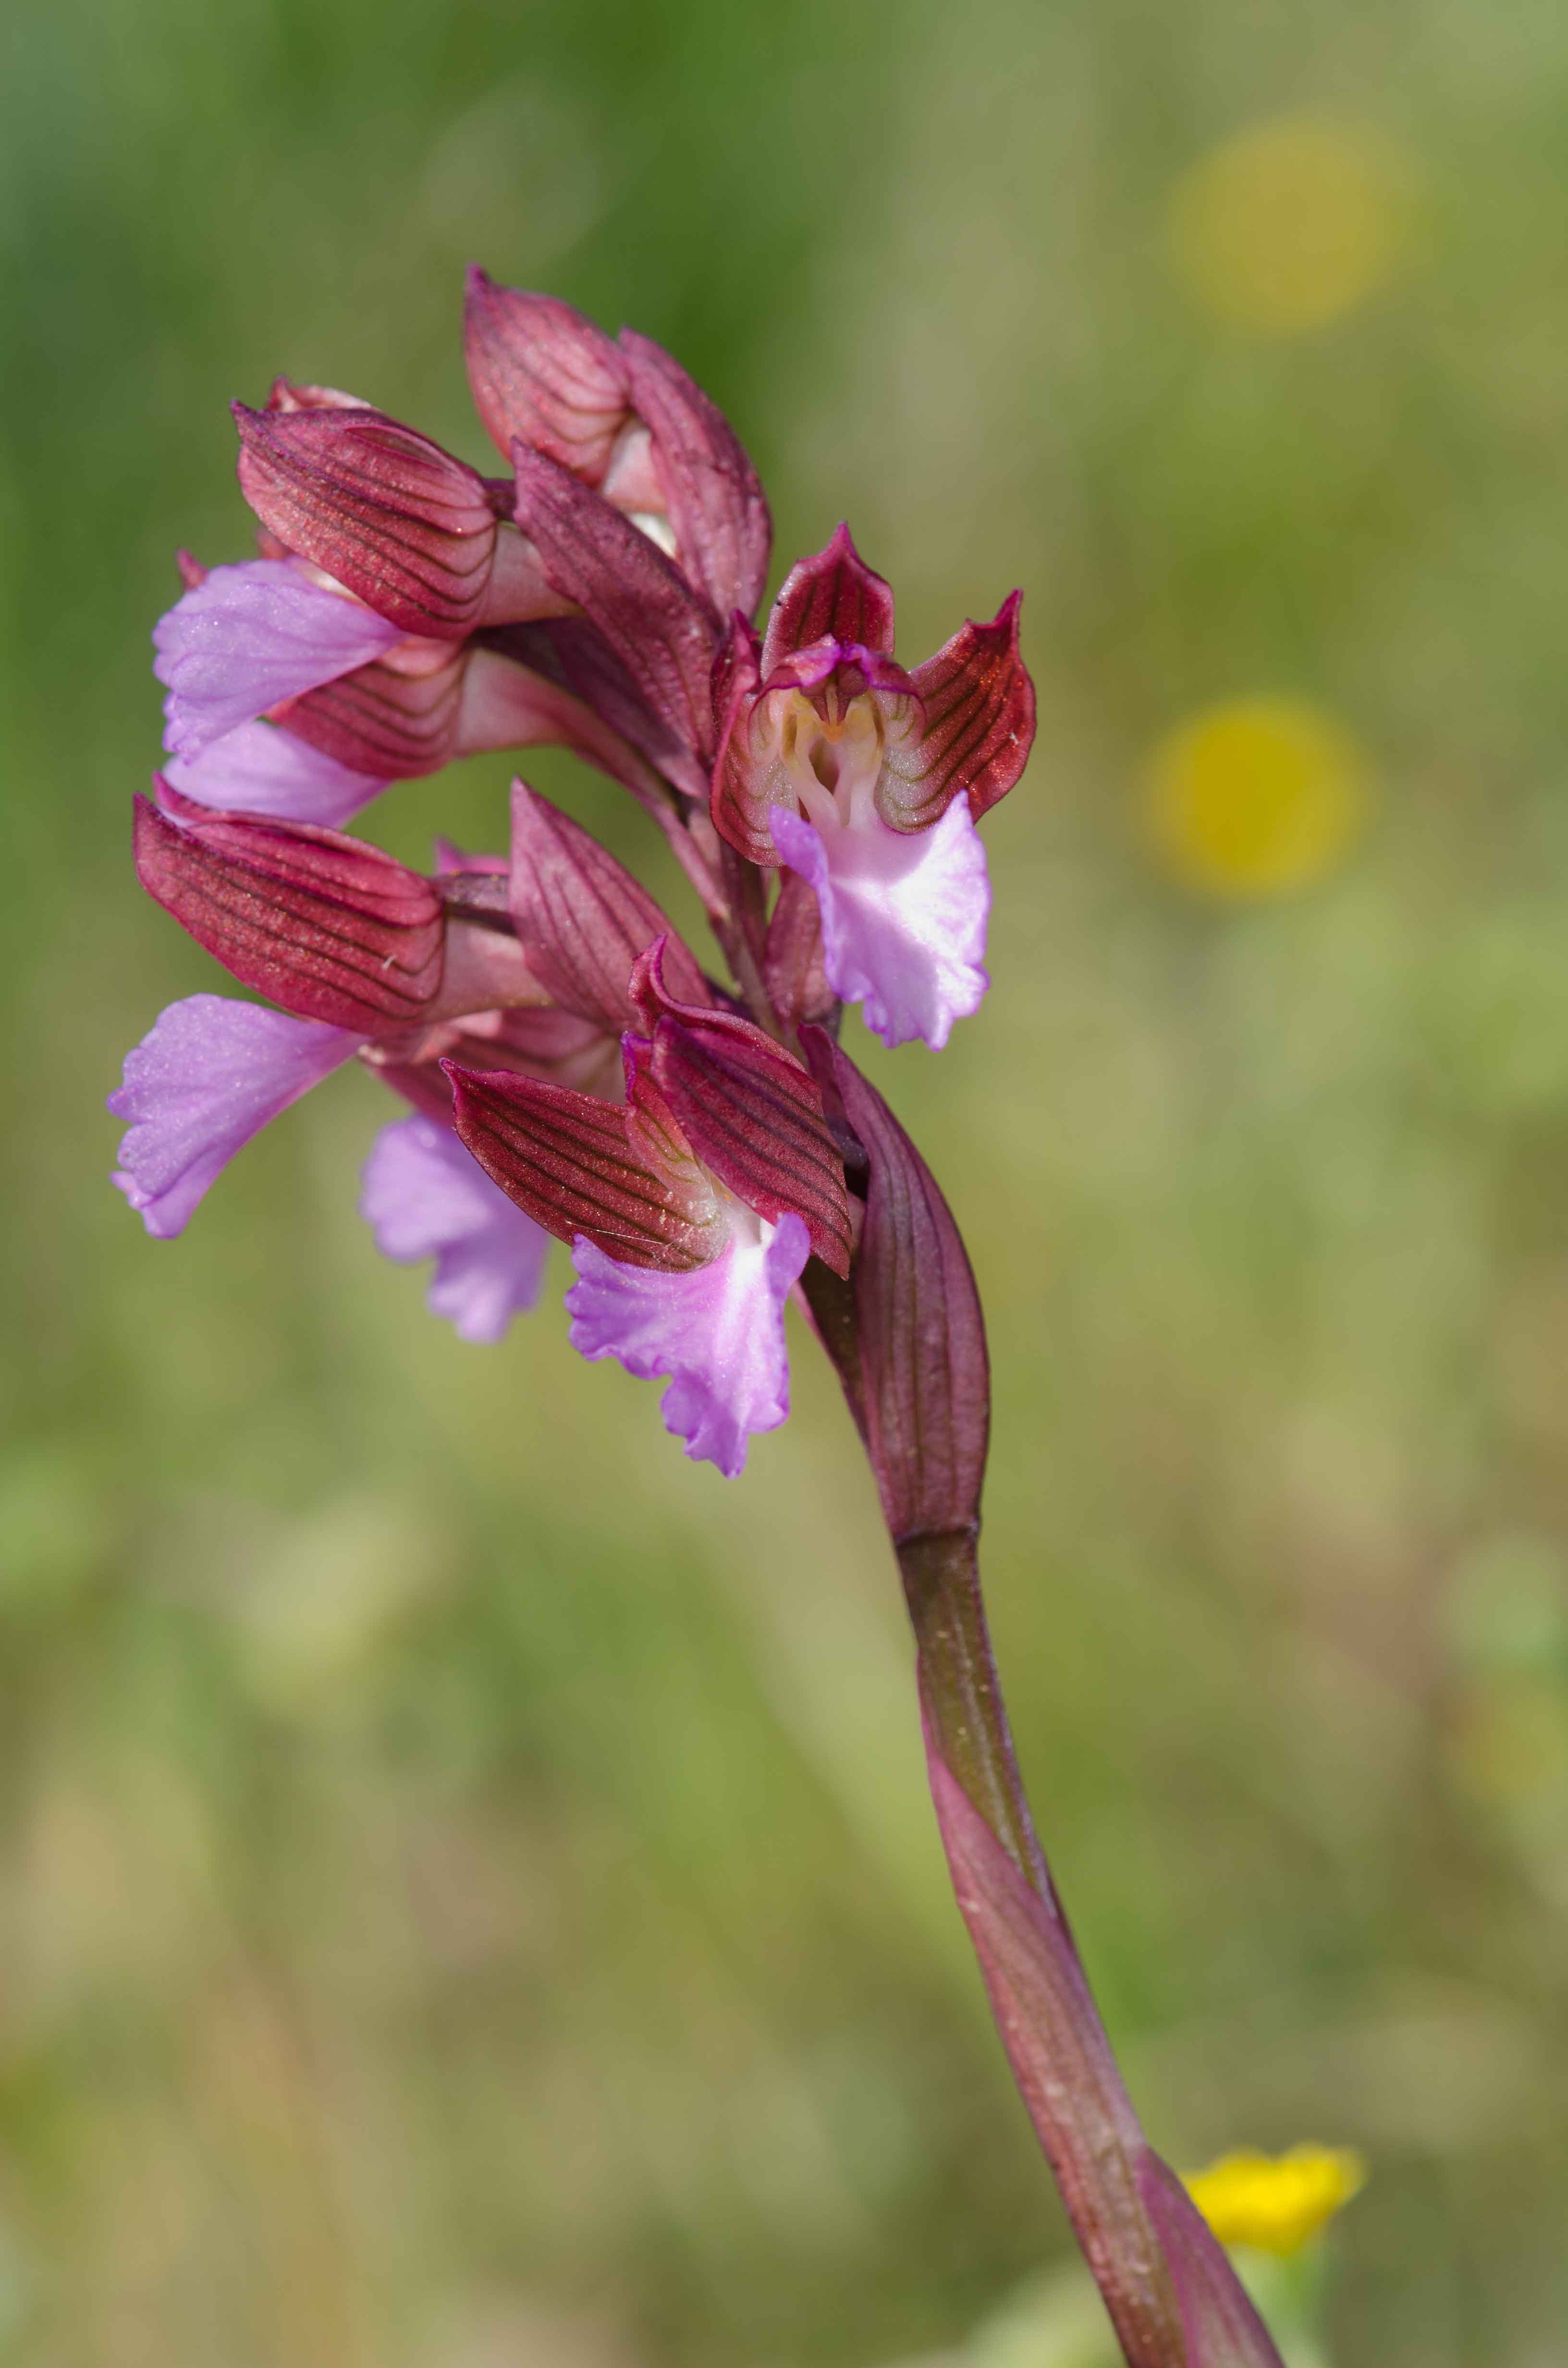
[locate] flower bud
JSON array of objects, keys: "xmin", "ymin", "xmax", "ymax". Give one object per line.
[
  {"xmin": 234, "ymin": 402, "xmax": 557, "ymax": 638},
  {"xmin": 134, "ymin": 788, "xmax": 444, "ymax": 1031}
]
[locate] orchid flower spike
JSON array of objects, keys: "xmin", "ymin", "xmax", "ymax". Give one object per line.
[
  {"xmin": 711, "ymin": 525, "xmax": 1036, "ymax": 1048},
  {"xmin": 113, "ymin": 267, "xmax": 1309, "ymax": 2368},
  {"xmin": 446, "ymin": 942, "xmax": 852, "ymax": 1474}
]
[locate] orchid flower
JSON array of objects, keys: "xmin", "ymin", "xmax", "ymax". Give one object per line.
[
  {"xmin": 447, "ymin": 941, "xmax": 851, "ymax": 1475},
  {"xmin": 111, "ymin": 778, "xmax": 709, "ymax": 1345},
  {"xmin": 109, "ymin": 270, "xmax": 1296, "ymax": 2368},
  {"xmin": 711, "ymin": 525, "xmax": 1035, "ymax": 1048}
]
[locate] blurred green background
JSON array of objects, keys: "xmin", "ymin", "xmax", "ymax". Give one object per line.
[{"xmin": 5, "ymin": 0, "xmax": 1568, "ymax": 2360}]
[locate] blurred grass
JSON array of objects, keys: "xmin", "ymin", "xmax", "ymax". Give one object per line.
[{"xmin": 4, "ymin": 0, "xmax": 1568, "ymax": 2360}]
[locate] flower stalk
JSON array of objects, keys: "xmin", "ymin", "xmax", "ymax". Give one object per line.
[{"xmin": 899, "ymin": 1530, "xmax": 1041, "ymax": 1882}]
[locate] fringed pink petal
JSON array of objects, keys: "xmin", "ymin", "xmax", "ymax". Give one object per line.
[
  {"xmin": 772, "ymin": 797, "xmax": 990, "ymax": 1051},
  {"xmin": 360, "ymin": 1114, "xmax": 550, "ymax": 1344},
  {"xmin": 154, "ymin": 560, "xmax": 402, "ymax": 760},
  {"xmin": 565, "ymin": 1212, "xmax": 808, "ymax": 1476},
  {"xmin": 266, "ymin": 378, "xmax": 368, "ymax": 413},
  {"xmin": 109, "ymin": 995, "xmax": 358, "ymax": 1238},
  {"xmin": 161, "ymin": 719, "xmax": 386, "ymax": 827}
]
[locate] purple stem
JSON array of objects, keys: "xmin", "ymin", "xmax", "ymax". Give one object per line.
[
  {"xmin": 896, "ymin": 1528, "xmax": 1049, "ymax": 1897},
  {"xmin": 905, "ymin": 1531, "xmax": 1188, "ymax": 2368}
]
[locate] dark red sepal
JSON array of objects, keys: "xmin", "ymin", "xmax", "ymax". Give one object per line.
[
  {"xmin": 445, "ymin": 1063, "xmax": 721, "ymax": 1272},
  {"xmin": 494, "ymin": 617, "xmax": 709, "ymax": 803},
  {"xmin": 631, "ymin": 945, "xmax": 852, "ymax": 1277},
  {"xmin": 234, "ymin": 403, "xmax": 500, "ymax": 638},
  {"xmin": 463, "ymin": 270, "xmax": 630, "ymax": 479},
  {"xmin": 274, "ymin": 644, "xmax": 469, "ymax": 777},
  {"xmin": 508, "ymin": 781, "xmax": 710, "ymax": 1035},
  {"xmin": 617, "ymin": 329, "xmax": 772, "ymax": 623},
  {"xmin": 135, "ymin": 787, "xmax": 444, "ymax": 1032},
  {"xmin": 888, "ymin": 591, "xmax": 1036, "ymax": 826},
  {"xmin": 761, "ymin": 523, "xmax": 895, "ymax": 674},
  {"xmin": 708, "ymin": 614, "xmax": 771, "ymax": 864},
  {"xmin": 512, "ymin": 444, "xmax": 720, "ymax": 766}
]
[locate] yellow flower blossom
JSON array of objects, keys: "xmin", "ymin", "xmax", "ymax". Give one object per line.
[
  {"xmin": 1185, "ymin": 2144, "xmax": 1367, "ymax": 2255},
  {"xmin": 1143, "ymin": 696, "xmax": 1366, "ymax": 900},
  {"xmin": 1165, "ymin": 112, "xmax": 1414, "ymax": 336}
]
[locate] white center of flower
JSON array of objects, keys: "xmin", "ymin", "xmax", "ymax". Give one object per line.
[
  {"xmin": 772, "ymin": 689, "xmax": 884, "ymax": 833},
  {"xmin": 625, "ymin": 509, "xmax": 679, "ymax": 560}
]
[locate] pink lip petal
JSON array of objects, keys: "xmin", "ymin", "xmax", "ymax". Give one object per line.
[
  {"xmin": 109, "ymin": 994, "xmax": 359, "ymax": 1237},
  {"xmin": 161, "ymin": 718, "xmax": 387, "ymax": 826},
  {"xmin": 153, "ymin": 559, "xmax": 402, "ymax": 759},
  {"xmin": 771, "ymin": 798, "xmax": 991, "ymax": 1051},
  {"xmin": 360, "ymin": 1114, "xmax": 550, "ymax": 1344},
  {"xmin": 565, "ymin": 1212, "xmax": 809, "ymax": 1477}
]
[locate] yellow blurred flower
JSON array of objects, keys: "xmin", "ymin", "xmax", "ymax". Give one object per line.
[
  {"xmin": 1166, "ymin": 112, "xmax": 1414, "ymax": 336},
  {"xmin": 1185, "ymin": 2144, "xmax": 1367, "ymax": 2255},
  {"xmin": 1143, "ymin": 696, "xmax": 1367, "ymax": 900}
]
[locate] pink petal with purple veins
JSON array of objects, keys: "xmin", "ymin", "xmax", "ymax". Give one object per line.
[
  {"xmin": 162, "ymin": 718, "xmax": 387, "ymax": 826},
  {"xmin": 770, "ymin": 798, "xmax": 990, "ymax": 1052},
  {"xmin": 153, "ymin": 560, "xmax": 402, "ymax": 760},
  {"xmin": 565, "ymin": 1211, "xmax": 809, "ymax": 1476},
  {"xmin": 360, "ymin": 1115, "xmax": 550, "ymax": 1344},
  {"xmin": 109, "ymin": 994, "xmax": 359, "ymax": 1238}
]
